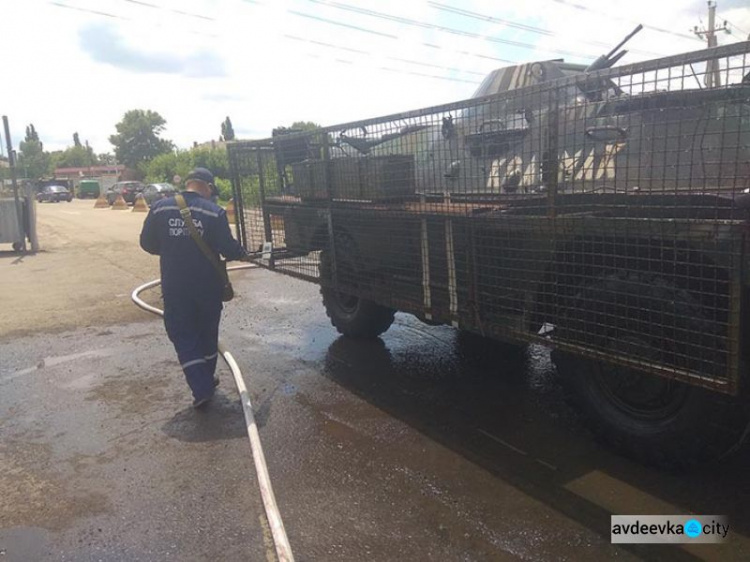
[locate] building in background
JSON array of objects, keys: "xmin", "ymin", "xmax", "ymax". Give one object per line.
[{"xmin": 53, "ymin": 165, "xmax": 124, "ymax": 193}]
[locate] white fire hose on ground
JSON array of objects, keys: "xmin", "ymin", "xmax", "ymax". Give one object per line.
[{"xmin": 131, "ymin": 264, "xmax": 294, "ymax": 562}]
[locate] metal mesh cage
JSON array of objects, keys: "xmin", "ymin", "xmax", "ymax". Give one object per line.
[{"xmin": 229, "ymin": 42, "xmax": 750, "ymax": 394}]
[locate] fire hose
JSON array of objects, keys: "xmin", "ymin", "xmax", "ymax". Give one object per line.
[{"xmin": 131, "ymin": 264, "xmax": 294, "ymax": 562}]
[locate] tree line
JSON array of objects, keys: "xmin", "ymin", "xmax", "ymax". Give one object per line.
[
  {"xmin": 10, "ymin": 111, "xmax": 241, "ymax": 182},
  {"xmin": 6, "ymin": 112, "xmax": 319, "ymax": 202}
]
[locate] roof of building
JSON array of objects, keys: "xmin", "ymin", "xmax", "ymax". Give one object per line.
[{"xmin": 54, "ymin": 165, "xmax": 124, "ymax": 175}]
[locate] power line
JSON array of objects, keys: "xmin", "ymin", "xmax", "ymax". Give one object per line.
[
  {"xmin": 46, "ymin": 1, "xmax": 481, "ymax": 86},
  {"xmin": 421, "ymin": 44, "xmax": 513, "ymax": 64},
  {"xmin": 117, "ymin": 0, "xmax": 215, "ymax": 22},
  {"xmin": 723, "ymin": 18, "xmax": 749, "ymax": 37},
  {"xmin": 49, "ymin": 1, "xmax": 218, "ymax": 36},
  {"xmin": 382, "ymin": 67, "xmax": 480, "ymax": 84},
  {"xmin": 546, "ymin": 0, "xmax": 699, "ymax": 41},
  {"xmin": 50, "ymin": 0, "xmax": 514, "ymax": 84},
  {"xmin": 430, "ymin": 1, "xmax": 558, "ymax": 37},
  {"xmin": 113, "ymin": 0, "xmax": 514, "ymax": 66},
  {"xmin": 304, "ymin": 0, "xmax": 596, "ymax": 59},
  {"xmin": 59, "ymin": 0, "xmax": 541, "ymax": 70},
  {"xmin": 284, "ymin": 34, "xmax": 487, "ymax": 76},
  {"xmin": 287, "ymin": 9, "xmax": 515, "ymax": 64},
  {"xmin": 427, "ymin": 1, "xmax": 664, "ymax": 58},
  {"xmin": 286, "ymin": 35, "xmax": 369, "ymax": 56},
  {"xmin": 288, "ymin": 10, "xmax": 398, "ymax": 39},
  {"xmin": 301, "ymin": 51, "xmax": 481, "ymax": 84},
  {"xmin": 50, "ymin": 1, "xmax": 127, "ymax": 20}
]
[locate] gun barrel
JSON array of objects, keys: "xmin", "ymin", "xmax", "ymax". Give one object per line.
[{"xmin": 605, "ymin": 24, "xmax": 644, "ymax": 59}]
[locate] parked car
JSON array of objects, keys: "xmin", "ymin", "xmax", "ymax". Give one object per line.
[
  {"xmin": 143, "ymin": 183, "xmax": 177, "ymax": 206},
  {"xmin": 77, "ymin": 179, "xmax": 101, "ymax": 199},
  {"xmin": 106, "ymin": 181, "xmax": 146, "ymax": 205},
  {"xmin": 36, "ymin": 185, "xmax": 73, "ymax": 203}
]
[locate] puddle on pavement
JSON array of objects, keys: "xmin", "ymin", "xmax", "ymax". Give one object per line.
[
  {"xmin": 0, "ymin": 441, "xmax": 109, "ymax": 531},
  {"xmin": 86, "ymin": 370, "xmax": 172, "ymax": 416},
  {"xmin": 304, "ymin": 312, "xmax": 750, "ymax": 549},
  {"xmin": 0, "ymin": 527, "xmax": 51, "ymax": 562}
]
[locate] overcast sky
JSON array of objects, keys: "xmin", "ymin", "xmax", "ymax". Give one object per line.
[{"xmin": 1, "ymin": 0, "xmax": 749, "ymax": 155}]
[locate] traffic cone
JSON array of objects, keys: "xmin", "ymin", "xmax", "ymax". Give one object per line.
[
  {"xmin": 132, "ymin": 194, "xmax": 148, "ymax": 212},
  {"xmin": 94, "ymin": 194, "xmax": 109, "ymax": 208},
  {"xmin": 111, "ymin": 194, "xmax": 129, "ymax": 210},
  {"xmin": 226, "ymin": 198, "xmax": 236, "ymax": 224}
]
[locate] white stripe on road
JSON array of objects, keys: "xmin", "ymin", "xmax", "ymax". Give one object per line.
[
  {"xmin": 476, "ymin": 428, "xmax": 558, "ymax": 471},
  {"xmin": 477, "ymin": 428, "xmax": 528, "ymax": 456},
  {"xmin": 1, "ymin": 349, "xmax": 114, "ymax": 384}
]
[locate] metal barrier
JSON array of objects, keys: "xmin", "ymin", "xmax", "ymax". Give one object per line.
[{"xmin": 229, "ymin": 42, "xmax": 750, "ymax": 395}]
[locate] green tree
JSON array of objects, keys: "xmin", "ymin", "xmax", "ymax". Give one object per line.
[
  {"xmin": 272, "ymin": 121, "xmax": 322, "ymax": 139},
  {"xmin": 144, "ymin": 146, "xmax": 230, "ymax": 191},
  {"xmin": 73, "ymin": 132, "xmax": 81, "ymax": 147},
  {"xmin": 190, "ymin": 147, "xmax": 229, "ymax": 178},
  {"xmin": 289, "ymin": 121, "xmax": 320, "ymax": 132},
  {"xmin": 143, "ymin": 150, "xmax": 193, "ymax": 183},
  {"xmin": 221, "ymin": 116, "xmax": 235, "ymax": 141},
  {"xmin": 57, "ymin": 145, "xmax": 97, "ymax": 168},
  {"xmin": 98, "ymin": 152, "xmax": 117, "ymax": 166},
  {"xmin": 47, "ymin": 150, "xmax": 63, "ymax": 173},
  {"xmin": 17, "ymin": 140, "xmax": 48, "ymax": 179},
  {"xmin": 109, "ymin": 109, "xmax": 174, "ymax": 169}
]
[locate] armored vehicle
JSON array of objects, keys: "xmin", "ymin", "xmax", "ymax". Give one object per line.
[{"xmin": 229, "ymin": 37, "xmax": 750, "ymax": 468}]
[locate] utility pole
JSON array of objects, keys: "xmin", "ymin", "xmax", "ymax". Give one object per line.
[
  {"xmin": 2, "ymin": 115, "xmax": 27, "ymax": 253},
  {"xmin": 693, "ymin": 1, "xmax": 730, "ymax": 87}
]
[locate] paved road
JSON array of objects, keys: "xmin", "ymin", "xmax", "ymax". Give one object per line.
[
  {"xmin": 2, "ymin": 201, "xmax": 749, "ymax": 561},
  {"xmin": 3, "ymin": 269, "xmax": 750, "ymax": 561},
  {"xmin": 0, "ymin": 199, "xmax": 159, "ymax": 338}
]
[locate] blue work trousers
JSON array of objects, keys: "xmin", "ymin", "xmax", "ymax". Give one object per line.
[{"xmin": 163, "ymin": 292, "xmax": 222, "ymax": 401}]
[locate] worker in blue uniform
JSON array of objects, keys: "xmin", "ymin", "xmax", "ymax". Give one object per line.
[{"xmin": 140, "ymin": 167, "xmax": 246, "ymax": 408}]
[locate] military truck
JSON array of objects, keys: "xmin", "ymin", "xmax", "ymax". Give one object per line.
[{"xmin": 229, "ymin": 37, "xmax": 750, "ymax": 468}]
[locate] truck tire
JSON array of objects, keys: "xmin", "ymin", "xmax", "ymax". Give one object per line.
[
  {"xmin": 319, "ymin": 236, "xmax": 395, "ymax": 339},
  {"xmin": 552, "ymin": 271, "xmax": 748, "ymax": 468}
]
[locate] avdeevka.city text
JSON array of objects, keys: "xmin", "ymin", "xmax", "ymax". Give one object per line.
[{"xmin": 612, "ymin": 520, "xmax": 729, "ymax": 538}]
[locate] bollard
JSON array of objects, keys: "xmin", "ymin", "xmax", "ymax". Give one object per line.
[
  {"xmin": 132, "ymin": 194, "xmax": 149, "ymax": 212},
  {"xmin": 226, "ymin": 198, "xmax": 236, "ymax": 224},
  {"xmin": 94, "ymin": 194, "xmax": 109, "ymax": 208},
  {"xmin": 111, "ymin": 194, "xmax": 129, "ymax": 210}
]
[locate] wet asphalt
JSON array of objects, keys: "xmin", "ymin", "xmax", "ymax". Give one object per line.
[{"xmin": 1, "ymin": 268, "xmax": 749, "ymax": 561}]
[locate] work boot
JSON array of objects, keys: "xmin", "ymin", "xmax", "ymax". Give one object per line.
[{"xmin": 193, "ymin": 390, "xmax": 215, "ymax": 409}]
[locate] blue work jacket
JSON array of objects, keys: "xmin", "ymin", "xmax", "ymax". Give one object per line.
[{"xmin": 140, "ymin": 191, "xmax": 245, "ymax": 298}]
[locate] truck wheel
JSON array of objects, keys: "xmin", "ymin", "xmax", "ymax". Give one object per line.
[
  {"xmin": 552, "ymin": 271, "xmax": 747, "ymax": 468},
  {"xmin": 456, "ymin": 330, "xmax": 526, "ymax": 367},
  {"xmin": 319, "ymin": 237, "xmax": 395, "ymax": 339}
]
